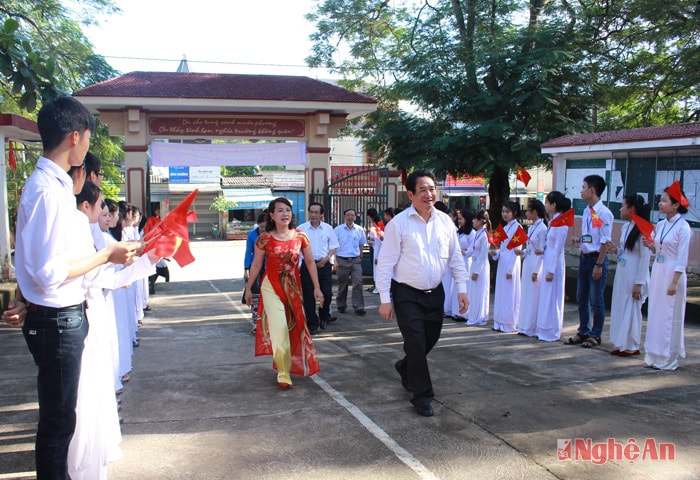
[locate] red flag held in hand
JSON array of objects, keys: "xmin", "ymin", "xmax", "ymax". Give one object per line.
[
  {"xmin": 488, "ymin": 223, "xmax": 508, "ymax": 246},
  {"xmin": 550, "ymin": 208, "xmax": 574, "ymax": 227},
  {"xmin": 507, "ymin": 224, "xmax": 528, "ymax": 250},
  {"xmin": 516, "ymin": 166, "xmax": 531, "ymax": 187},
  {"xmin": 590, "ymin": 206, "xmax": 604, "ymax": 228},
  {"xmin": 629, "ymin": 211, "xmax": 654, "ymax": 244},
  {"xmin": 142, "ymin": 189, "xmax": 198, "ymax": 267}
]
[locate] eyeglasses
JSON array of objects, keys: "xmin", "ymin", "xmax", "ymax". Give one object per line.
[{"xmin": 97, "ymin": 171, "xmax": 104, "ymax": 177}]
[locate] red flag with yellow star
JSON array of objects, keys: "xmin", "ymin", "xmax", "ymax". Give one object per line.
[
  {"xmin": 589, "ymin": 206, "xmax": 604, "ymax": 228},
  {"xmin": 516, "ymin": 166, "xmax": 531, "ymax": 187},
  {"xmin": 549, "ymin": 208, "xmax": 574, "ymax": 227},
  {"xmin": 488, "ymin": 223, "xmax": 508, "ymax": 246},
  {"xmin": 142, "ymin": 189, "xmax": 198, "ymax": 267},
  {"xmin": 506, "ymin": 224, "xmax": 529, "ymax": 250}
]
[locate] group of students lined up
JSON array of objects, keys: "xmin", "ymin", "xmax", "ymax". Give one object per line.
[
  {"xmin": 2, "ymin": 97, "xmax": 160, "ymax": 479},
  {"xmin": 437, "ymin": 174, "xmax": 691, "ymax": 371}
]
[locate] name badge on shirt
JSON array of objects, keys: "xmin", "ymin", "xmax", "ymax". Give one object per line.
[
  {"xmin": 582, "ymin": 234, "xmax": 593, "ymax": 244},
  {"xmin": 618, "ymin": 257, "xmax": 626, "ymax": 267},
  {"xmin": 656, "ymin": 254, "xmax": 664, "ymax": 264}
]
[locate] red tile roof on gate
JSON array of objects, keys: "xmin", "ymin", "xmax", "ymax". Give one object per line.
[
  {"xmin": 541, "ymin": 123, "xmax": 700, "ymax": 148},
  {"xmin": 73, "ymin": 72, "xmax": 376, "ymax": 104}
]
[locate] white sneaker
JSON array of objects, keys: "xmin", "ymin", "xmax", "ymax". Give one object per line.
[{"xmin": 372, "ymin": 288, "xmax": 379, "ymax": 294}]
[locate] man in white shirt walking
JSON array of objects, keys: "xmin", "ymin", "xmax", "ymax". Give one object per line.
[
  {"xmin": 298, "ymin": 202, "xmax": 339, "ymax": 333},
  {"xmin": 13, "ymin": 96, "xmax": 138, "ymax": 479},
  {"xmin": 334, "ymin": 208, "xmax": 367, "ymax": 316},
  {"xmin": 377, "ymin": 170, "xmax": 468, "ymax": 417}
]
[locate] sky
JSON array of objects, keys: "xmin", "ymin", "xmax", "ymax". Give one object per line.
[{"xmin": 81, "ymin": 0, "xmax": 336, "ymax": 79}]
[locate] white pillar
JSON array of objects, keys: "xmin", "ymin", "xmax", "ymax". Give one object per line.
[{"xmin": 0, "ymin": 133, "xmax": 11, "ymax": 261}]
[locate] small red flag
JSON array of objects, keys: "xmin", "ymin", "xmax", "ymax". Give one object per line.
[
  {"xmin": 507, "ymin": 224, "xmax": 529, "ymax": 250},
  {"xmin": 516, "ymin": 167, "xmax": 531, "ymax": 187},
  {"xmin": 8, "ymin": 141, "xmax": 17, "ymax": 170},
  {"xmin": 488, "ymin": 223, "xmax": 508, "ymax": 246},
  {"xmin": 142, "ymin": 189, "xmax": 199, "ymax": 267},
  {"xmin": 550, "ymin": 208, "xmax": 574, "ymax": 227},
  {"xmin": 629, "ymin": 211, "xmax": 654, "ymax": 244},
  {"xmin": 589, "ymin": 206, "xmax": 604, "ymax": 228},
  {"xmin": 666, "ymin": 180, "xmax": 690, "ymax": 208}
]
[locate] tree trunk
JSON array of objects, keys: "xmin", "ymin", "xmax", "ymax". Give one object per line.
[{"xmin": 487, "ymin": 165, "xmax": 511, "ymax": 226}]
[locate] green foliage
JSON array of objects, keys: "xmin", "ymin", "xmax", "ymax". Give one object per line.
[
  {"xmin": 1, "ymin": 1, "xmax": 119, "ymax": 112},
  {"xmin": 307, "ymin": 0, "xmax": 700, "ymax": 222},
  {"xmin": 210, "ymin": 195, "xmax": 236, "ymax": 212}
]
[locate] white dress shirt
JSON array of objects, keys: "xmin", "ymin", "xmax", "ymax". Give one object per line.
[
  {"xmin": 376, "ymin": 205, "xmax": 468, "ymax": 304},
  {"xmin": 15, "ymin": 157, "xmax": 91, "ymax": 307},
  {"xmin": 580, "ymin": 199, "xmax": 613, "ymax": 254},
  {"xmin": 298, "ymin": 221, "xmax": 339, "ymax": 260}
]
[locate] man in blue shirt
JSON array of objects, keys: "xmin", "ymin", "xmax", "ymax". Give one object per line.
[
  {"xmin": 243, "ymin": 214, "xmax": 266, "ymax": 331},
  {"xmin": 334, "ymin": 208, "xmax": 367, "ymax": 315}
]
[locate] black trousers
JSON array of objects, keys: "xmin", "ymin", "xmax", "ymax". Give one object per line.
[
  {"xmin": 300, "ymin": 262, "xmax": 333, "ymax": 331},
  {"xmin": 392, "ymin": 280, "xmax": 445, "ymax": 401}
]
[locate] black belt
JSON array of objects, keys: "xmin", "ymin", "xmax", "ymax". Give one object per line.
[
  {"xmin": 337, "ymin": 256, "xmax": 358, "ymax": 260},
  {"xmin": 27, "ymin": 301, "xmax": 86, "ymax": 316},
  {"xmin": 580, "ymin": 251, "xmax": 600, "ymax": 258},
  {"xmin": 392, "ymin": 280, "xmax": 439, "ymax": 295}
]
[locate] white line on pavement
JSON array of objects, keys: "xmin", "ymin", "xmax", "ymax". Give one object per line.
[
  {"xmin": 210, "ymin": 278, "xmax": 439, "ymax": 479},
  {"xmin": 313, "ymin": 375, "xmax": 441, "ymax": 480}
]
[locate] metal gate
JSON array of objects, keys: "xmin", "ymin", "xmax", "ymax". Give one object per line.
[{"xmin": 309, "ymin": 167, "xmax": 389, "ymax": 228}]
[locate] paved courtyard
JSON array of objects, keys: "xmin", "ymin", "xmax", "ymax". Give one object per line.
[{"xmin": 1, "ymin": 240, "xmax": 699, "ymax": 479}]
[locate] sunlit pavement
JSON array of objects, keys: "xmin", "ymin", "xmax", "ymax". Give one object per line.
[{"xmin": 1, "ymin": 240, "xmax": 699, "ymax": 480}]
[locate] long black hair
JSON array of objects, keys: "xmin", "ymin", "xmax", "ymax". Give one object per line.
[
  {"xmin": 502, "ymin": 200, "xmax": 520, "ymax": 222},
  {"xmin": 527, "ymin": 199, "xmax": 547, "ymax": 226},
  {"xmin": 474, "ymin": 209, "xmax": 491, "ymax": 232},
  {"xmin": 457, "ymin": 210, "xmax": 474, "ymax": 235},
  {"xmin": 546, "ymin": 191, "xmax": 571, "ymax": 214},
  {"xmin": 623, "ymin": 194, "xmax": 650, "ymax": 251}
]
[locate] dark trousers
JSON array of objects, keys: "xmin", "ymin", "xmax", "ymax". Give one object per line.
[
  {"xmin": 577, "ymin": 255, "xmax": 608, "ymax": 340},
  {"xmin": 392, "ymin": 281, "xmax": 445, "ymax": 401},
  {"xmin": 300, "ymin": 262, "xmax": 333, "ymax": 331},
  {"xmin": 22, "ymin": 305, "xmax": 88, "ymax": 480}
]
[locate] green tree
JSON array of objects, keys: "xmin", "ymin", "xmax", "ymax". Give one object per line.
[
  {"xmin": 1, "ymin": 1, "xmax": 124, "ymax": 202},
  {"xmin": 307, "ymin": 0, "xmax": 699, "ymax": 222}
]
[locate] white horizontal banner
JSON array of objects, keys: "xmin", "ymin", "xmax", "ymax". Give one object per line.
[{"xmin": 150, "ymin": 142, "xmax": 306, "ymax": 167}]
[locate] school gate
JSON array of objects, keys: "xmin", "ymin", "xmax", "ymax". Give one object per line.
[{"xmin": 309, "ymin": 167, "xmax": 389, "ymax": 229}]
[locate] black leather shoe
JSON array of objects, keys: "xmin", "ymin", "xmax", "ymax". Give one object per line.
[
  {"xmin": 355, "ymin": 309, "xmax": 366, "ymax": 316},
  {"xmin": 329, "ymin": 316, "xmax": 338, "ymax": 323},
  {"xmin": 337, "ymin": 307, "xmax": 346, "ymax": 313},
  {"xmin": 395, "ymin": 360, "xmax": 410, "ymax": 392},
  {"xmin": 411, "ymin": 398, "xmax": 434, "ymax": 417},
  {"xmin": 319, "ymin": 319, "xmax": 328, "ymax": 330},
  {"xmin": 309, "ymin": 329, "xmax": 318, "ymax": 335}
]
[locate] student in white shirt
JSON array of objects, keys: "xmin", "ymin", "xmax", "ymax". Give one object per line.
[
  {"xmin": 376, "ymin": 170, "xmax": 468, "ymax": 417},
  {"xmin": 9, "ymin": 96, "xmax": 138, "ymax": 479}
]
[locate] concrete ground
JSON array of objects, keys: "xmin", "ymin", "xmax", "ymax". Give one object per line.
[{"xmin": 1, "ymin": 240, "xmax": 699, "ymax": 480}]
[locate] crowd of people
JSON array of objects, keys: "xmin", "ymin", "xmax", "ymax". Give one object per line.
[
  {"xmin": 2, "ymin": 96, "xmax": 160, "ymax": 479},
  {"xmin": 1, "ymin": 96, "xmax": 693, "ymax": 478},
  {"xmin": 433, "ymin": 174, "xmax": 690, "ymax": 374},
  {"xmin": 243, "ymin": 170, "xmax": 691, "ymax": 418}
]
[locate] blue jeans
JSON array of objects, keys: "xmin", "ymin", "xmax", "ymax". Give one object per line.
[
  {"xmin": 22, "ymin": 305, "xmax": 88, "ymax": 480},
  {"xmin": 576, "ymin": 256, "xmax": 608, "ymax": 340}
]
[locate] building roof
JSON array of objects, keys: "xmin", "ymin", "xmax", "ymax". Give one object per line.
[
  {"xmin": 541, "ymin": 123, "xmax": 700, "ymax": 149},
  {"xmin": 74, "ymin": 72, "xmax": 376, "ymax": 105},
  {"xmin": 221, "ymin": 176, "xmax": 272, "ymax": 188}
]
